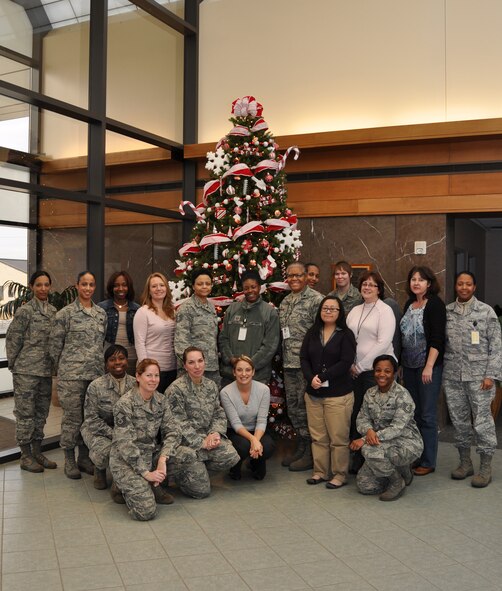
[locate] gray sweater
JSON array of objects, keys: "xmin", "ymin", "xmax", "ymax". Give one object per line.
[{"xmin": 219, "ymin": 380, "xmax": 270, "ymax": 433}]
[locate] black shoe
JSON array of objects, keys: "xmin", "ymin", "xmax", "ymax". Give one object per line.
[
  {"xmin": 306, "ymin": 477, "xmax": 327, "ymax": 485},
  {"xmin": 250, "ymin": 459, "xmax": 266, "ymax": 481},
  {"xmin": 229, "ymin": 463, "xmax": 242, "ymax": 481}
]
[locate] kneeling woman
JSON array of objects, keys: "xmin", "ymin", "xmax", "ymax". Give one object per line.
[
  {"xmin": 109, "ymin": 359, "xmax": 179, "ymax": 521},
  {"xmin": 166, "ymin": 347, "xmax": 240, "ymax": 498},
  {"xmin": 350, "ymin": 355, "xmax": 423, "ymax": 501},
  {"xmin": 81, "ymin": 345, "xmax": 136, "ymax": 490},
  {"xmin": 220, "ymin": 355, "xmax": 275, "ymax": 481}
]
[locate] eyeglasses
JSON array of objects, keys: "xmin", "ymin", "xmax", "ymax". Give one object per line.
[
  {"xmin": 321, "ymin": 307, "xmax": 340, "ymax": 313},
  {"xmin": 286, "ymin": 273, "xmax": 305, "ymax": 279},
  {"xmin": 361, "ymin": 282, "xmax": 378, "ymax": 288}
]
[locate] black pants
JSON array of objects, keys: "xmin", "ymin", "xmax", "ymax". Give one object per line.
[
  {"xmin": 350, "ymin": 370, "xmax": 376, "ymax": 439},
  {"xmin": 227, "ymin": 429, "xmax": 276, "ymax": 467}
]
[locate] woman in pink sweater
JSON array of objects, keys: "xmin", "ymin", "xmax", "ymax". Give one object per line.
[{"xmin": 133, "ymin": 273, "xmax": 176, "ymax": 394}]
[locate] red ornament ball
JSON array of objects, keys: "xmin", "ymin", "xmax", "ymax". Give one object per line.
[
  {"xmin": 265, "ymin": 173, "xmax": 273, "ymax": 183},
  {"xmin": 225, "ymin": 263, "xmax": 233, "ymax": 271},
  {"xmin": 249, "ymin": 260, "xmax": 257, "ymax": 267}
]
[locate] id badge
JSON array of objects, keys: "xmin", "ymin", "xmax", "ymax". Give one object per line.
[
  {"xmin": 471, "ymin": 331, "xmax": 480, "ymax": 345},
  {"xmin": 238, "ymin": 327, "xmax": 247, "ymax": 341},
  {"xmin": 320, "ymin": 380, "xmax": 329, "ymax": 388},
  {"xmin": 282, "ymin": 326, "xmax": 290, "ymax": 339}
]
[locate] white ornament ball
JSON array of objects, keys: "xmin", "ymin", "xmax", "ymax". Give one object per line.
[
  {"xmin": 263, "ymin": 141, "xmax": 269, "ymax": 147},
  {"xmin": 233, "ymin": 254, "xmax": 239, "ymax": 260},
  {"xmin": 269, "ymin": 416, "xmax": 275, "ymax": 423},
  {"xmin": 212, "ymin": 263, "xmax": 219, "ymax": 270},
  {"xmin": 223, "ymin": 259, "xmax": 229, "ymax": 265},
  {"xmin": 245, "ymin": 195, "xmax": 251, "ymax": 201},
  {"xmin": 223, "ymin": 199, "xmax": 229, "ymax": 205},
  {"xmin": 274, "ymin": 247, "xmax": 279, "ymax": 253},
  {"xmin": 244, "ymin": 142, "xmax": 249, "ymax": 147},
  {"xmin": 233, "ymin": 147, "xmax": 239, "ymax": 153},
  {"xmin": 203, "ymin": 263, "xmax": 209, "ymax": 268},
  {"xmin": 215, "ymin": 202, "xmax": 220, "ymax": 207},
  {"xmin": 252, "ymin": 247, "xmax": 258, "ymax": 252},
  {"xmin": 206, "ymin": 207, "xmax": 212, "ymax": 213}
]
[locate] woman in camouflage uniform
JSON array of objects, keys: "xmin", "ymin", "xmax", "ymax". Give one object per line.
[
  {"xmin": 444, "ymin": 271, "xmax": 502, "ymax": 488},
  {"xmin": 81, "ymin": 345, "xmax": 136, "ymax": 490},
  {"xmin": 6, "ymin": 271, "xmax": 57, "ymax": 472},
  {"xmin": 109, "ymin": 359, "xmax": 178, "ymax": 521},
  {"xmin": 350, "ymin": 355, "xmax": 423, "ymax": 501},
  {"xmin": 174, "ymin": 269, "xmax": 220, "ymax": 386},
  {"xmin": 50, "ymin": 271, "xmax": 107, "ymax": 480}
]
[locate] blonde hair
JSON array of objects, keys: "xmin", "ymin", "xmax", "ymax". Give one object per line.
[
  {"xmin": 231, "ymin": 355, "xmax": 255, "ymax": 370},
  {"xmin": 140, "ymin": 273, "xmax": 175, "ymax": 319}
]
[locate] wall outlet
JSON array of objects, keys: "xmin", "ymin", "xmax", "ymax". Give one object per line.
[{"xmin": 414, "ymin": 241, "xmax": 427, "ymax": 255}]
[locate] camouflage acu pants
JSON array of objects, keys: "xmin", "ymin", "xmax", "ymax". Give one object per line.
[
  {"xmin": 444, "ymin": 380, "xmax": 497, "ymax": 455},
  {"xmin": 109, "ymin": 450, "xmax": 165, "ymax": 521},
  {"xmin": 357, "ymin": 440, "xmax": 422, "ymax": 495},
  {"xmin": 86, "ymin": 435, "xmax": 112, "ymax": 470},
  {"xmin": 58, "ymin": 379, "xmax": 91, "ymax": 450},
  {"xmin": 13, "ymin": 374, "xmax": 52, "ymax": 446},
  {"xmin": 173, "ymin": 440, "xmax": 239, "ymax": 499},
  {"xmin": 283, "ymin": 369, "xmax": 310, "ymax": 439}
]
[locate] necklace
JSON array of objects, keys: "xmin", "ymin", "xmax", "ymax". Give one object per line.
[
  {"xmin": 356, "ymin": 301, "xmax": 377, "ymax": 336},
  {"xmin": 114, "ymin": 300, "xmax": 128, "ymax": 310}
]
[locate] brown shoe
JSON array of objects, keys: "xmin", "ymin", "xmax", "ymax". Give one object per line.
[
  {"xmin": 153, "ymin": 485, "xmax": 175, "ymax": 505},
  {"xmin": 413, "ymin": 466, "xmax": 435, "ymax": 476}
]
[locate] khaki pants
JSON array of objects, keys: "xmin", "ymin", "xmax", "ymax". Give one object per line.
[{"xmin": 305, "ymin": 392, "xmax": 354, "ymax": 482}]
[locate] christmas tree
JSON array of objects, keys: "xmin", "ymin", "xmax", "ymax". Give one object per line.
[{"xmin": 176, "ymin": 95, "xmax": 301, "ymax": 437}]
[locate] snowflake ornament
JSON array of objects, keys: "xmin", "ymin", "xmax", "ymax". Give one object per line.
[
  {"xmin": 169, "ymin": 279, "xmax": 190, "ymax": 304},
  {"xmin": 276, "ymin": 227, "xmax": 302, "ymax": 251},
  {"xmin": 205, "ymin": 147, "xmax": 230, "ymax": 175}
]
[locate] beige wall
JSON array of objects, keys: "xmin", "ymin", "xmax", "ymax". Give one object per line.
[
  {"xmin": 199, "ymin": 0, "xmax": 502, "ymax": 142},
  {"xmin": 41, "ymin": 10, "xmax": 183, "ymax": 159},
  {"xmin": 39, "ymin": 1, "xmax": 502, "ymax": 155}
]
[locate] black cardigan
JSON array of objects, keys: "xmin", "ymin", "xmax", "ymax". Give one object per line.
[
  {"xmin": 403, "ymin": 294, "xmax": 446, "ymax": 365},
  {"xmin": 300, "ymin": 327, "xmax": 356, "ymax": 397}
]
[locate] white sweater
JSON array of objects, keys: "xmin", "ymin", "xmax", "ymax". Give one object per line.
[{"xmin": 347, "ymin": 299, "xmax": 396, "ymax": 373}]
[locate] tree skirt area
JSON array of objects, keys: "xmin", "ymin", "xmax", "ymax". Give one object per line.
[{"xmin": 0, "ymin": 417, "xmax": 16, "ymax": 451}]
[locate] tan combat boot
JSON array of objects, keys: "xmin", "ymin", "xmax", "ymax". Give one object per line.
[
  {"xmin": 64, "ymin": 448, "xmax": 81, "ymax": 479},
  {"xmin": 32, "ymin": 440, "xmax": 57, "ymax": 469},
  {"xmin": 451, "ymin": 447, "xmax": 474, "ymax": 480},
  {"xmin": 20, "ymin": 444, "xmax": 44, "ymax": 473},
  {"xmin": 379, "ymin": 470, "xmax": 405, "ymax": 501},
  {"xmin": 471, "ymin": 454, "xmax": 492, "ymax": 488}
]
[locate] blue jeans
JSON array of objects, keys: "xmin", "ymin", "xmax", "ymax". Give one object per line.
[{"xmin": 403, "ymin": 364, "xmax": 443, "ymax": 468}]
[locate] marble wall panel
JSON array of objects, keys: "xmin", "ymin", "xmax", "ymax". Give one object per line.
[{"xmin": 298, "ymin": 214, "xmax": 448, "ymax": 308}]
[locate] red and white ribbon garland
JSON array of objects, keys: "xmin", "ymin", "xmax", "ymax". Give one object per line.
[
  {"xmin": 199, "ymin": 233, "xmax": 231, "ymax": 250},
  {"xmin": 232, "ymin": 221, "xmax": 265, "ymax": 241}
]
